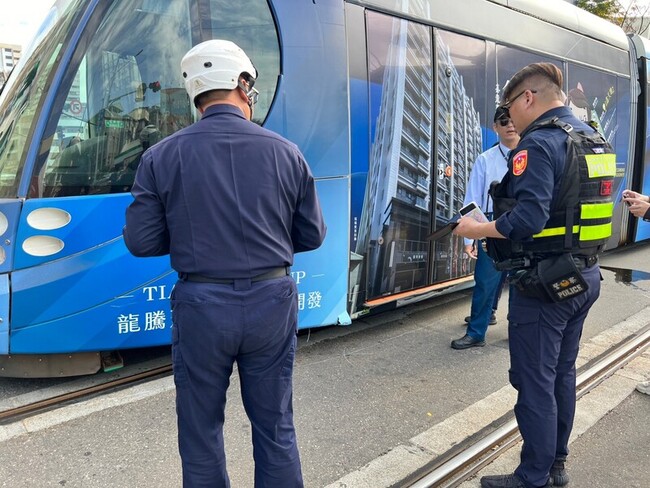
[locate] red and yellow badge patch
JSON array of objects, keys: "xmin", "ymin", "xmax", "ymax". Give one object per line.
[{"xmin": 512, "ymin": 150, "xmax": 528, "ymax": 176}]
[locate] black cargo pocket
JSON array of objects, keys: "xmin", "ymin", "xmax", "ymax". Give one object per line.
[{"xmin": 507, "ymin": 303, "xmax": 542, "ymax": 390}]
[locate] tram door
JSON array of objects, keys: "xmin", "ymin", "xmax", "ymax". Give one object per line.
[
  {"xmin": 430, "ymin": 30, "xmax": 490, "ymax": 283},
  {"xmin": 356, "ymin": 12, "xmax": 434, "ymax": 300},
  {"xmin": 355, "ymin": 13, "xmax": 495, "ymax": 301}
]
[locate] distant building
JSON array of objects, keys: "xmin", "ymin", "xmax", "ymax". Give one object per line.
[{"xmin": 0, "ymin": 43, "xmax": 22, "ymax": 88}]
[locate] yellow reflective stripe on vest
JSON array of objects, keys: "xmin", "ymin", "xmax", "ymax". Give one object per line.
[
  {"xmin": 579, "ymin": 222, "xmax": 612, "ymax": 241},
  {"xmin": 584, "ymin": 153, "xmax": 616, "ymax": 178},
  {"xmin": 581, "ymin": 202, "xmax": 614, "ymax": 219},
  {"xmin": 533, "ymin": 225, "xmax": 580, "ymax": 238}
]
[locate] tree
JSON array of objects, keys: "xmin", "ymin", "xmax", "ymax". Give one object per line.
[
  {"xmin": 577, "ymin": 0, "xmax": 650, "ymax": 36},
  {"xmin": 576, "ymin": 0, "xmax": 620, "ymax": 18},
  {"xmin": 617, "ymin": 1, "xmax": 650, "ymax": 36}
]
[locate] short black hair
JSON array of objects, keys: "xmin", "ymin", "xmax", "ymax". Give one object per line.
[{"xmin": 502, "ymin": 62, "xmax": 563, "ymax": 103}]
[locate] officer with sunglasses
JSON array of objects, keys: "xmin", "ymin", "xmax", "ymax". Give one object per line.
[
  {"xmin": 452, "ymin": 107, "xmax": 518, "ymax": 350},
  {"xmin": 124, "ymin": 40, "xmax": 326, "ymax": 487},
  {"xmin": 454, "ymin": 63, "xmax": 613, "ymax": 488}
]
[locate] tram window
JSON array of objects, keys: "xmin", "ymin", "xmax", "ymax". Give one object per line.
[
  {"xmin": 205, "ymin": 0, "xmax": 280, "ymax": 125},
  {"xmin": 0, "ymin": 0, "xmax": 81, "ymax": 199},
  {"xmin": 33, "ymin": 1, "xmax": 194, "ymax": 198},
  {"xmin": 496, "ymin": 46, "xmax": 559, "ymax": 100},
  {"xmin": 32, "ymin": 0, "xmax": 280, "ymax": 198},
  {"xmin": 565, "ymin": 63, "xmax": 621, "ymax": 145}
]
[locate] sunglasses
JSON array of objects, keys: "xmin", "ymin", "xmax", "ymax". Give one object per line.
[
  {"xmin": 500, "ymin": 88, "xmax": 538, "ymax": 113},
  {"xmin": 497, "ymin": 117, "xmax": 512, "ymax": 127}
]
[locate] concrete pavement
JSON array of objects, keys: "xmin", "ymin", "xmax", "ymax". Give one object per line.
[{"xmin": 0, "ymin": 244, "xmax": 649, "ymax": 487}]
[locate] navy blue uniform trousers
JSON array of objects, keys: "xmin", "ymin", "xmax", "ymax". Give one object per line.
[
  {"xmin": 171, "ymin": 275, "xmax": 303, "ymax": 488},
  {"xmin": 507, "ymin": 265, "xmax": 601, "ymax": 488}
]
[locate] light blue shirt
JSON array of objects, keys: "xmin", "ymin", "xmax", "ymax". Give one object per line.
[{"xmin": 462, "ymin": 142, "xmax": 510, "ymax": 246}]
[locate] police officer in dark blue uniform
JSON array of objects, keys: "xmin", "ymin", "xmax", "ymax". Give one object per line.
[
  {"xmin": 454, "ymin": 63, "xmax": 615, "ymax": 488},
  {"xmin": 123, "ymin": 40, "xmax": 326, "ymax": 488}
]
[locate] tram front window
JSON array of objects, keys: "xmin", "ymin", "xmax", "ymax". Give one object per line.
[
  {"xmin": 32, "ymin": 0, "xmax": 280, "ymax": 198},
  {"xmin": 0, "ymin": 0, "xmax": 81, "ymax": 199}
]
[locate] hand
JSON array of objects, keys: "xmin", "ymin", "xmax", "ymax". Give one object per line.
[
  {"xmin": 622, "ymin": 190, "xmax": 646, "ymax": 201},
  {"xmin": 464, "ymin": 243, "xmax": 477, "ymax": 260},
  {"xmin": 454, "ymin": 217, "xmax": 487, "ymax": 240},
  {"xmin": 625, "ymin": 196, "xmax": 650, "ymax": 218}
]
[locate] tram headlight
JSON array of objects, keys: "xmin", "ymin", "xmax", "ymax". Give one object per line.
[
  {"xmin": 0, "ymin": 212, "xmax": 8, "ymax": 236},
  {"xmin": 26, "ymin": 208, "xmax": 72, "ymax": 230}
]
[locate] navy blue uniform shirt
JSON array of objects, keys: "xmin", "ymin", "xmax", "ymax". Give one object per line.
[
  {"xmin": 495, "ymin": 106, "xmax": 593, "ymax": 242},
  {"xmin": 123, "ymin": 104, "xmax": 326, "ymax": 278}
]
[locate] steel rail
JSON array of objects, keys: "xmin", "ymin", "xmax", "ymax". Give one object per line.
[
  {"xmin": 0, "ymin": 363, "xmax": 173, "ymax": 425},
  {"xmin": 406, "ymin": 326, "xmax": 650, "ymax": 488}
]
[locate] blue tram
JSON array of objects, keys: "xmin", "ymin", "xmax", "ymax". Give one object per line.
[{"xmin": 0, "ymin": 0, "xmax": 648, "ymax": 376}]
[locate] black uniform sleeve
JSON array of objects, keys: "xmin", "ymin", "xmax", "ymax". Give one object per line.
[
  {"xmin": 291, "ymin": 155, "xmax": 327, "ymax": 253},
  {"xmin": 123, "ymin": 150, "xmax": 170, "ymax": 256}
]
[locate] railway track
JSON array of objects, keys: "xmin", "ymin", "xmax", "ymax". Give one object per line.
[
  {"xmin": 0, "ymin": 363, "xmax": 172, "ymax": 426},
  {"xmin": 400, "ymin": 324, "xmax": 650, "ymax": 488}
]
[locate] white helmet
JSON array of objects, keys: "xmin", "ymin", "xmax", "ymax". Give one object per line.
[{"xmin": 181, "ymin": 39, "xmax": 257, "ymax": 106}]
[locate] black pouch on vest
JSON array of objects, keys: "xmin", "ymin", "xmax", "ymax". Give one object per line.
[
  {"xmin": 509, "ymin": 268, "xmax": 548, "ymax": 300},
  {"xmin": 536, "ymin": 253, "xmax": 589, "ymax": 302}
]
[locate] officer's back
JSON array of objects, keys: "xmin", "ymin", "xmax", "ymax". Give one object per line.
[
  {"xmin": 124, "ymin": 41, "xmax": 325, "ymax": 278},
  {"xmin": 128, "ymin": 103, "xmax": 323, "ymax": 278},
  {"xmin": 123, "ymin": 39, "xmax": 324, "ymax": 488}
]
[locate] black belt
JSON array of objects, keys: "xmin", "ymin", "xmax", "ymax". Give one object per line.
[
  {"xmin": 502, "ymin": 255, "xmax": 598, "ymax": 272},
  {"xmin": 180, "ymin": 266, "xmax": 289, "ymax": 284}
]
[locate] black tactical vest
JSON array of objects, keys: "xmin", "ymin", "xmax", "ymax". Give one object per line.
[{"xmin": 487, "ymin": 117, "xmax": 615, "ymax": 267}]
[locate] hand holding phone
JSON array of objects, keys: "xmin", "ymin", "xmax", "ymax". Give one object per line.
[
  {"xmin": 459, "ymin": 201, "xmax": 489, "ymax": 223},
  {"xmin": 622, "ymin": 191, "xmax": 632, "ymax": 206}
]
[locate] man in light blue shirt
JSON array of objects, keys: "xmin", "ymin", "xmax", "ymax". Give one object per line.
[{"xmin": 451, "ymin": 107, "xmax": 519, "ymax": 349}]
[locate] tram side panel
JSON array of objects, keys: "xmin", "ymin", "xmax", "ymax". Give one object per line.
[
  {"xmin": 6, "ymin": 0, "xmax": 352, "ymax": 359},
  {"xmin": 265, "ymin": 0, "xmax": 352, "ymax": 327},
  {"xmin": 9, "ymin": 178, "xmax": 350, "ymax": 355}
]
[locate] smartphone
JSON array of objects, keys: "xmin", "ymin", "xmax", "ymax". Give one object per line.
[
  {"xmin": 460, "ymin": 202, "xmax": 478, "ymax": 215},
  {"xmin": 622, "ymin": 193, "xmax": 631, "ymax": 206},
  {"xmin": 459, "ymin": 201, "xmax": 489, "ymax": 223}
]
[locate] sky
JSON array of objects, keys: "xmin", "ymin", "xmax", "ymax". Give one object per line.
[{"xmin": 0, "ymin": 0, "xmax": 54, "ymax": 46}]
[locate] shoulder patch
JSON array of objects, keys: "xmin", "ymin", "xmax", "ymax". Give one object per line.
[{"xmin": 512, "ymin": 150, "xmax": 528, "ymax": 176}]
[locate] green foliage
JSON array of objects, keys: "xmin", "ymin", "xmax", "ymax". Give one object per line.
[
  {"xmin": 576, "ymin": 0, "xmax": 621, "ymax": 19},
  {"xmin": 576, "ymin": 0, "xmax": 650, "ymax": 35}
]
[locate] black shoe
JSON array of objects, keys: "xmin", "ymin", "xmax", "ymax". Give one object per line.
[
  {"xmin": 480, "ymin": 474, "xmax": 526, "ymax": 488},
  {"xmin": 464, "ymin": 312, "xmax": 497, "ymax": 325},
  {"xmin": 451, "ymin": 334, "xmax": 485, "ymax": 350},
  {"xmin": 481, "ymin": 473, "xmax": 551, "ymax": 488},
  {"xmin": 550, "ymin": 460, "xmax": 569, "ymax": 486}
]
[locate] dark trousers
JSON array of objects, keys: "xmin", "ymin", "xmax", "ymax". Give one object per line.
[
  {"xmin": 507, "ymin": 265, "xmax": 601, "ymax": 488},
  {"xmin": 171, "ymin": 276, "xmax": 303, "ymax": 488}
]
